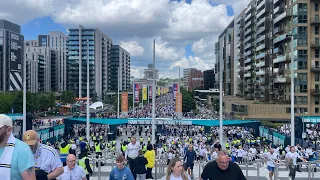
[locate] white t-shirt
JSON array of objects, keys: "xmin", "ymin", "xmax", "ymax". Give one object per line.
[
  {"xmin": 286, "ymin": 152, "xmax": 301, "ymax": 165},
  {"xmin": 166, "ymin": 173, "xmax": 191, "ymax": 180},
  {"xmin": 211, "ymin": 152, "xmax": 218, "ymax": 159},
  {"xmin": 35, "ymin": 144, "xmax": 63, "ymax": 173},
  {"xmin": 58, "ymin": 165, "xmax": 86, "ymax": 180},
  {"xmin": 266, "ymin": 152, "xmax": 278, "ymax": 167}
]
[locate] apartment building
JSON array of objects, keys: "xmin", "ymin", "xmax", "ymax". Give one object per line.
[
  {"xmin": 203, "ymin": 69, "xmax": 215, "ymax": 90},
  {"xmin": 187, "ymin": 68, "xmax": 203, "ymax": 91},
  {"xmin": 37, "ymin": 31, "xmax": 68, "ymax": 92},
  {"xmin": 24, "ymin": 40, "xmax": 58, "ymax": 92},
  {"xmin": 67, "ymin": 25, "xmax": 112, "ymax": 99},
  {"xmin": 109, "ymin": 45, "xmax": 131, "ymax": 91},
  {"xmin": 0, "ymin": 20, "xmax": 24, "ymax": 91},
  {"xmin": 183, "ymin": 68, "xmax": 190, "ymax": 89},
  {"xmin": 220, "ymin": 0, "xmax": 320, "ymax": 119},
  {"xmin": 215, "ymin": 21, "xmax": 235, "ymax": 96}
]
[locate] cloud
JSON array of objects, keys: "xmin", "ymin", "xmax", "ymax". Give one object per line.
[
  {"xmin": 171, "ymin": 56, "xmax": 214, "ymax": 70},
  {"xmin": 120, "ymin": 41, "xmax": 144, "ymax": 56},
  {"xmin": 209, "ymin": 0, "xmax": 251, "ymax": 16},
  {"xmin": 155, "ymin": 40, "xmax": 184, "ymax": 61}
]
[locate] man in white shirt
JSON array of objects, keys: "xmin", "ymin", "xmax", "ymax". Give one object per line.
[
  {"xmin": 266, "ymin": 148, "xmax": 278, "ymax": 180},
  {"xmin": 125, "ymin": 137, "xmax": 140, "ymax": 179},
  {"xmin": 236, "ymin": 146, "xmax": 246, "ymax": 164},
  {"xmin": 286, "ymin": 146, "xmax": 307, "ymax": 180},
  {"xmin": 23, "ymin": 130, "xmax": 64, "ymax": 180},
  {"xmin": 58, "ymin": 154, "xmax": 86, "ymax": 180}
]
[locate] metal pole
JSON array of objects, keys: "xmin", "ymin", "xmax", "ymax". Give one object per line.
[
  {"xmin": 219, "ymin": 54, "xmax": 223, "ymax": 145},
  {"xmin": 133, "ymin": 80, "xmax": 135, "ymax": 115},
  {"xmin": 152, "ymin": 39, "xmax": 156, "ymax": 144},
  {"xmin": 178, "ymin": 67, "xmax": 181, "ymax": 119},
  {"xmin": 23, "ymin": 54, "xmax": 27, "ymax": 133},
  {"xmin": 290, "ymin": 35, "xmax": 295, "ymax": 146},
  {"xmin": 117, "ymin": 66, "xmax": 120, "ymax": 118},
  {"xmin": 86, "ymin": 40, "xmax": 90, "ymax": 141}
]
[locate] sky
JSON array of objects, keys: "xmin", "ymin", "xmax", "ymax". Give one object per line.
[{"xmin": 0, "ymin": 0, "xmax": 251, "ymax": 79}]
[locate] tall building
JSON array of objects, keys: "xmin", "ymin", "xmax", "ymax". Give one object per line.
[
  {"xmin": 220, "ymin": 0, "xmax": 320, "ymax": 119},
  {"xmin": 0, "ymin": 20, "xmax": 24, "ymax": 91},
  {"xmin": 109, "ymin": 45, "xmax": 131, "ymax": 91},
  {"xmin": 215, "ymin": 21, "xmax": 235, "ymax": 96},
  {"xmin": 37, "ymin": 31, "xmax": 68, "ymax": 92},
  {"xmin": 187, "ymin": 68, "xmax": 203, "ymax": 91},
  {"xmin": 143, "ymin": 64, "xmax": 159, "ymax": 80},
  {"xmin": 203, "ymin": 69, "xmax": 215, "ymax": 90},
  {"xmin": 67, "ymin": 25, "xmax": 112, "ymax": 99},
  {"xmin": 183, "ymin": 68, "xmax": 190, "ymax": 89},
  {"xmin": 24, "ymin": 41, "xmax": 58, "ymax": 92}
]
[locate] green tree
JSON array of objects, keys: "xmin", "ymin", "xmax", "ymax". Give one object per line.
[
  {"xmin": 61, "ymin": 90, "xmax": 76, "ymax": 104},
  {"xmin": 180, "ymin": 87, "xmax": 196, "ymax": 112},
  {"xmin": 39, "ymin": 92, "xmax": 55, "ymax": 110},
  {"xmin": 0, "ymin": 92, "xmax": 15, "ymax": 113}
]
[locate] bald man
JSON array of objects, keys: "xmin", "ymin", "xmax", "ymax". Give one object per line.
[
  {"xmin": 200, "ymin": 151, "xmax": 246, "ymax": 180},
  {"xmin": 58, "ymin": 154, "xmax": 87, "ymax": 180}
]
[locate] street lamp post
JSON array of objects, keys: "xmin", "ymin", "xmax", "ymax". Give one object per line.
[
  {"xmin": 289, "ymin": 35, "xmax": 295, "ymax": 146},
  {"xmin": 151, "ymin": 39, "xmax": 156, "ymax": 144},
  {"xmin": 86, "ymin": 40, "xmax": 90, "ymax": 141}
]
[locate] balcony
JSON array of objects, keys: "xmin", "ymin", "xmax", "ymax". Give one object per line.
[
  {"xmin": 256, "ymin": 61, "xmax": 265, "ymax": 68},
  {"xmin": 256, "ymin": 8, "xmax": 266, "ymax": 19},
  {"xmin": 274, "ymin": 76, "xmax": 290, "ymax": 83},
  {"xmin": 257, "ymin": 0, "xmax": 266, "ymax": 10},
  {"xmin": 244, "ymin": 65, "xmax": 252, "ymax": 71},
  {"xmin": 273, "ymin": 26, "xmax": 284, "ymax": 35},
  {"xmin": 256, "ymin": 70, "xmax": 265, "ymax": 76},
  {"xmin": 273, "ymin": 47, "xmax": 282, "ymax": 54},
  {"xmin": 256, "ymin": 44, "xmax": 265, "ymax": 51},
  {"xmin": 310, "ymin": 18, "xmax": 320, "ymax": 25},
  {"xmin": 245, "ymin": 13, "xmax": 253, "ymax": 22},
  {"xmin": 274, "ymin": 11, "xmax": 286, "ymax": 24},
  {"xmin": 255, "ymin": 52, "xmax": 266, "ymax": 60},
  {"xmin": 245, "ymin": 43, "xmax": 252, "ymax": 50},
  {"xmin": 273, "ymin": 68, "xmax": 279, "ymax": 73},
  {"xmin": 245, "ymin": 28, "xmax": 252, "ymax": 36},
  {"xmin": 256, "ymin": 35, "xmax": 265, "ymax": 44},
  {"xmin": 311, "ymin": 65, "xmax": 320, "ymax": 72},
  {"xmin": 245, "ymin": 20, "xmax": 253, "ymax": 29},
  {"xmin": 273, "ymin": 0, "xmax": 279, "ymax": 4},
  {"xmin": 245, "ymin": 35, "xmax": 252, "ymax": 43},
  {"xmin": 257, "ymin": 17, "xmax": 266, "ymax": 27},
  {"xmin": 273, "ymin": 33, "xmax": 289, "ymax": 44},
  {"xmin": 273, "ymin": 54, "xmax": 289, "ymax": 64},
  {"xmin": 245, "ymin": 51, "xmax": 252, "ymax": 57},
  {"xmin": 256, "ymin": 26, "xmax": 266, "ymax": 35},
  {"xmin": 245, "ymin": 95, "xmax": 254, "ymax": 100},
  {"xmin": 274, "ymin": 6, "xmax": 280, "ymax": 14},
  {"xmin": 244, "ymin": 72, "xmax": 251, "ymax": 77},
  {"xmin": 244, "ymin": 58, "xmax": 252, "ymax": 64},
  {"xmin": 311, "ymin": 41, "xmax": 320, "ymax": 48},
  {"xmin": 310, "ymin": 89, "xmax": 320, "ymax": 95}
]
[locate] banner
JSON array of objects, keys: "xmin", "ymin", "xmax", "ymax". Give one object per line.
[
  {"xmin": 121, "ymin": 92, "xmax": 128, "ymax": 112},
  {"xmin": 175, "ymin": 93, "xmax": 182, "ymax": 112},
  {"xmin": 134, "ymin": 84, "xmax": 140, "ymax": 103},
  {"xmin": 157, "ymin": 87, "xmax": 161, "ymax": 96},
  {"xmin": 173, "ymin": 84, "xmax": 178, "ymax": 99},
  {"xmin": 143, "ymin": 85, "xmax": 147, "ymax": 101},
  {"xmin": 148, "ymin": 85, "xmax": 152, "ymax": 99},
  {"xmin": 161, "ymin": 87, "xmax": 164, "ymax": 95}
]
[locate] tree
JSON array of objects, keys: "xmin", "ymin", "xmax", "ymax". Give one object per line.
[
  {"xmin": 61, "ymin": 91, "xmax": 76, "ymax": 104},
  {"xmin": 180, "ymin": 87, "xmax": 196, "ymax": 112}
]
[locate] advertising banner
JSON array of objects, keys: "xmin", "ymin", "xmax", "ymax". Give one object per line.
[
  {"xmin": 134, "ymin": 84, "xmax": 140, "ymax": 103},
  {"xmin": 175, "ymin": 93, "xmax": 182, "ymax": 112},
  {"xmin": 158, "ymin": 86, "xmax": 161, "ymax": 96},
  {"xmin": 148, "ymin": 85, "xmax": 152, "ymax": 99},
  {"xmin": 121, "ymin": 92, "xmax": 129, "ymax": 112},
  {"xmin": 173, "ymin": 84, "xmax": 178, "ymax": 99},
  {"xmin": 143, "ymin": 85, "xmax": 147, "ymax": 101},
  {"xmin": 9, "ymin": 32, "xmax": 22, "ymax": 91}
]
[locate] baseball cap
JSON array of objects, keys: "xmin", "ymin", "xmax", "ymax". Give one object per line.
[
  {"xmin": 0, "ymin": 114, "xmax": 13, "ymax": 128},
  {"xmin": 22, "ymin": 130, "xmax": 38, "ymax": 145}
]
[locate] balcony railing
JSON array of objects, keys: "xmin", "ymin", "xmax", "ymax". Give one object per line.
[
  {"xmin": 274, "ymin": 76, "xmax": 290, "ymax": 83},
  {"xmin": 311, "ymin": 65, "xmax": 320, "ymax": 72},
  {"xmin": 273, "ymin": 33, "xmax": 288, "ymax": 44},
  {"xmin": 256, "ymin": 70, "xmax": 265, "ymax": 76},
  {"xmin": 257, "ymin": 8, "xmax": 266, "ymax": 19},
  {"xmin": 256, "ymin": 52, "xmax": 266, "ymax": 60},
  {"xmin": 256, "ymin": 44, "xmax": 265, "ymax": 51},
  {"xmin": 311, "ymin": 41, "xmax": 320, "ymax": 48},
  {"xmin": 310, "ymin": 89, "xmax": 320, "ymax": 95},
  {"xmin": 244, "ymin": 66, "xmax": 252, "ymax": 71},
  {"xmin": 311, "ymin": 18, "xmax": 320, "ymax": 25},
  {"xmin": 257, "ymin": 17, "xmax": 266, "ymax": 27},
  {"xmin": 256, "ymin": 61, "xmax": 265, "ymax": 68},
  {"xmin": 257, "ymin": 0, "xmax": 266, "ymax": 10},
  {"xmin": 244, "ymin": 58, "xmax": 252, "ymax": 64},
  {"xmin": 256, "ymin": 35, "xmax": 265, "ymax": 44},
  {"xmin": 273, "ymin": 54, "xmax": 289, "ymax": 64},
  {"xmin": 274, "ymin": 11, "xmax": 286, "ymax": 24}
]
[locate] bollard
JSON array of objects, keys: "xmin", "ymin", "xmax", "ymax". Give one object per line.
[
  {"xmin": 308, "ymin": 163, "xmax": 311, "ymax": 180},
  {"xmin": 274, "ymin": 164, "xmax": 279, "ymax": 180},
  {"xmin": 245, "ymin": 163, "xmax": 249, "ymax": 179},
  {"xmin": 312, "ymin": 164, "xmax": 315, "ymax": 179},
  {"xmin": 257, "ymin": 161, "xmax": 260, "ymax": 180},
  {"xmin": 155, "ymin": 160, "xmax": 158, "ymax": 180},
  {"xmin": 92, "ymin": 158, "xmax": 96, "ymax": 173},
  {"xmin": 98, "ymin": 158, "xmax": 101, "ymax": 180}
]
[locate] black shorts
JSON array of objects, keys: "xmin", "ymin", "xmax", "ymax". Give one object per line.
[{"xmin": 187, "ymin": 162, "xmax": 194, "ymax": 169}]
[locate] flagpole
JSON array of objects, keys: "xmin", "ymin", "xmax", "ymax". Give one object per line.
[
  {"xmin": 151, "ymin": 39, "xmax": 156, "ymax": 144},
  {"xmin": 86, "ymin": 40, "xmax": 90, "ymax": 141}
]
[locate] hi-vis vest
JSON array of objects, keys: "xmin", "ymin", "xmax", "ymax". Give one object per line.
[
  {"xmin": 122, "ymin": 145, "xmax": 127, "ymax": 152},
  {"xmin": 225, "ymin": 142, "xmax": 229, "ymax": 148},
  {"xmin": 79, "ymin": 157, "xmax": 92, "ymax": 175},
  {"xmin": 95, "ymin": 143, "xmax": 101, "ymax": 153},
  {"xmin": 140, "ymin": 138, "xmax": 143, "ymax": 142},
  {"xmin": 59, "ymin": 144, "xmax": 70, "ymax": 162},
  {"xmin": 148, "ymin": 137, "xmax": 151, "ymax": 142}
]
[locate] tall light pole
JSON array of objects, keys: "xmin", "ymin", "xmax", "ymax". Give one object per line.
[
  {"xmin": 151, "ymin": 39, "xmax": 156, "ymax": 144},
  {"xmin": 133, "ymin": 80, "xmax": 135, "ymax": 115},
  {"xmin": 219, "ymin": 54, "xmax": 223, "ymax": 145},
  {"xmin": 117, "ymin": 66, "xmax": 120, "ymax": 118},
  {"xmin": 178, "ymin": 67, "xmax": 181, "ymax": 119},
  {"xmin": 290, "ymin": 35, "xmax": 295, "ymax": 146},
  {"xmin": 86, "ymin": 40, "xmax": 90, "ymax": 141},
  {"xmin": 23, "ymin": 53, "xmax": 27, "ymax": 133}
]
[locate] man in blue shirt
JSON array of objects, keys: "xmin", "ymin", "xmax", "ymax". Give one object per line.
[
  {"xmin": 184, "ymin": 145, "xmax": 197, "ymax": 179},
  {"xmin": 0, "ymin": 114, "xmax": 36, "ymax": 180},
  {"xmin": 110, "ymin": 155, "xmax": 134, "ymax": 180}
]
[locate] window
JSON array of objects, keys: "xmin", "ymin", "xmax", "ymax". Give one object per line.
[
  {"xmin": 298, "ymin": 26, "xmax": 308, "ymax": 34},
  {"xmin": 316, "ymin": 108, "xmax": 319, "ymax": 113},
  {"xmin": 315, "ymin": 96, "xmax": 320, "ymax": 105},
  {"xmin": 297, "ymin": 73, "xmax": 307, "ymax": 81},
  {"xmin": 298, "ymin": 61, "xmax": 307, "ymax": 69},
  {"xmin": 316, "ymin": 3, "xmax": 319, "ymax": 11},
  {"xmin": 316, "ymin": 26, "xmax": 319, "ymax": 35},
  {"xmin": 298, "ymin": 15, "xmax": 308, "ymax": 23},
  {"xmin": 316, "ymin": 49, "xmax": 320, "ymax": 58},
  {"xmin": 298, "ymin": 50, "xmax": 308, "ymax": 58},
  {"xmin": 316, "ymin": 73, "xmax": 320, "ymax": 81}
]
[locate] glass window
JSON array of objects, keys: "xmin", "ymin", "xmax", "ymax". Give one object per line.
[
  {"xmin": 316, "ymin": 26, "xmax": 319, "ymax": 35},
  {"xmin": 315, "ymin": 96, "xmax": 320, "ymax": 105},
  {"xmin": 315, "ymin": 72, "xmax": 320, "ymax": 81},
  {"xmin": 298, "ymin": 15, "xmax": 308, "ymax": 23},
  {"xmin": 316, "ymin": 3, "xmax": 319, "ymax": 11},
  {"xmin": 316, "ymin": 108, "xmax": 319, "ymax": 113},
  {"xmin": 316, "ymin": 49, "xmax": 320, "ymax": 58}
]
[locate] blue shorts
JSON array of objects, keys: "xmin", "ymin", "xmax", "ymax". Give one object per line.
[{"xmin": 267, "ymin": 166, "xmax": 275, "ymax": 172}]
